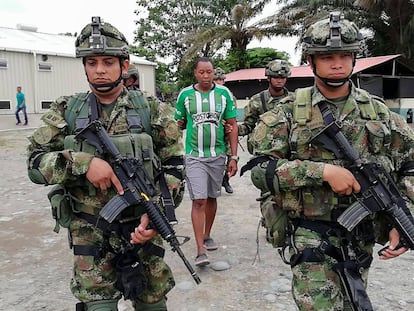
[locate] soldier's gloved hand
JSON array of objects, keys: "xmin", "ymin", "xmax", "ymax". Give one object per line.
[
  {"xmin": 86, "ymin": 157, "xmax": 124, "ymax": 194},
  {"xmin": 323, "ymin": 164, "xmax": 360, "ymax": 195},
  {"xmin": 130, "ymin": 214, "xmax": 157, "ymax": 244}
]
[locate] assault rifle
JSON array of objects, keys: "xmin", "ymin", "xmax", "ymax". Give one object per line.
[
  {"xmin": 311, "ymin": 119, "xmax": 414, "ymax": 250},
  {"xmin": 75, "ymin": 120, "xmax": 201, "ymax": 285}
]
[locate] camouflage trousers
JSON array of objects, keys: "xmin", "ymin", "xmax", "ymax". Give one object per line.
[
  {"xmin": 289, "ymin": 226, "xmax": 372, "ymax": 311},
  {"xmin": 68, "ymin": 217, "xmax": 175, "ymax": 307}
]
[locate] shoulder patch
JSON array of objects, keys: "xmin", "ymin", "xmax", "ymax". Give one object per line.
[
  {"xmin": 41, "ymin": 111, "xmax": 67, "ymax": 129},
  {"xmin": 260, "ymin": 111, "xmax": 279, "ymax": 126},
  {"xmin": 164, "ymin": 121, "xmax": 180, "ymax": 140},
  {"xmin": 32, "ymin": 125, "xmax": 60, "ymax": 144},
  {"xmin": 252, "ymin": 122, "xmax": 267, "ymax": 142}
]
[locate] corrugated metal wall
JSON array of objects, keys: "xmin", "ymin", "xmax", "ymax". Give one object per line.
[
  {"xmin": 0, "ymin": 50, "xmax": 88, "ymax": 114},
  {"xmin": 0, "ymin": 50, "xmax": 156, "ymax": 115}
]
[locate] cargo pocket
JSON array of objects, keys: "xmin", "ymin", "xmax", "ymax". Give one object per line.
[
  {"xmin": 47, "ymin": 184, "xmax": 75, "ymax": 233},
  {"xmin": 366, "ymin": 121, "xmax": 390, "ymax": 154}
]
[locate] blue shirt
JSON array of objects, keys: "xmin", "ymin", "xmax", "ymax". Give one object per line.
[{"xmin": 16, "ymin": 92, "xmax": 26, "ymax": 108}]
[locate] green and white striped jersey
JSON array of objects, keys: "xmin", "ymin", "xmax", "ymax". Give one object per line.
[{"xmin": 174, "ymin": 84, "xmax": 237, "ymax": 157}]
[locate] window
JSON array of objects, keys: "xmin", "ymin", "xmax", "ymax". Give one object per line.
[
  {"xmin": 0, "ymin": 100, "xmax": 11, "ymax": 109},
  {"xmin": 0, "ymin": 59, "xmax": 8, "ymax": 69},
  {"xmin": 38, "ymin": 63, "xmax": 52, "ymax": 71},
  {"xmin": 41, "ymin": 101, "xmax": 53, "ymax": 109}
]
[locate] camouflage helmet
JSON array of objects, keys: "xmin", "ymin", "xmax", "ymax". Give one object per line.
[
  {"xmin": 303, "ymin": 11, "xmax": 363, "ymax": 55},
  {"xmin": 123, "ymin": 64, "xmax": 139, "ymax": 80},
  {"xmin": 214, "ymin": 67, "xmax": 226, "ymax": 80},
  {"xmin": 265, "ymin": 59, "xmax": 291, "ymax": 78},
  {"xmin": 75, "ymin": 16, "xmax": 129, "ymax": 58}
]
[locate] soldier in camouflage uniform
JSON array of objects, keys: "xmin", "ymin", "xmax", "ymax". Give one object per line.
[
  {"xmin": 214, "ymin": 67, "xmax": 235, "ymax": 194},
  {"xmin": 26, "ymin": 16, "xmax": 183, "ymax": 311},
  {"xmin": 123, "ymin": 64, "xmax": 140, "ymax": 90},
  {"xmin": 238, "ymin": 59, "xmax": 292, "ymax": 154},
  {"xmin": 248, "ymin": 12, "xmax": 414, "ymax": 310},
  {"xmin": 123, "ymin": 64, "xmax": 185, "ymax": 207}
]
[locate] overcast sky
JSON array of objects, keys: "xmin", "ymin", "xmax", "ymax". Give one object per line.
[{"xmin": 0, "ymin": 0, "xmax": 300, "ymax": 65}]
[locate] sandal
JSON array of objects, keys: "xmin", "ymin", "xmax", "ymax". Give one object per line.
[
  {"xmin": 203, "ymin": 237, "xmax": 218, "ymax": 251},
  {"xmin": 195, "ymin": 253, "xmax": 210, "ymax": 267}
]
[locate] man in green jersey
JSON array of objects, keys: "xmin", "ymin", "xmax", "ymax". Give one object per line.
[{"xmin": 174, "ymin": 57, "xmax": 238, "ymax": 266}]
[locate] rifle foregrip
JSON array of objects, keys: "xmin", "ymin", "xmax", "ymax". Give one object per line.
[{"xmin": 143, "ymin": 199, "xmax": 201, "ymax": 284}]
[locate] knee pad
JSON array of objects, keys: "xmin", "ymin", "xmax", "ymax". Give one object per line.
[
  {"xmin": 133, "ymin": 298, "xmax": 167, "ymax": 311},
  {"xmin": 84, "ymin": 300, "xmax": 118, "ymax": 311}
]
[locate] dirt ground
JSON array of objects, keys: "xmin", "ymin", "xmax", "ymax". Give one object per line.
[{"xmin": 1, "ymin": 128, "xmax": 414, "ymax": 311}]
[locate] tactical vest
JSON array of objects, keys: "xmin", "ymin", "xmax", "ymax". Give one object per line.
[
  {"xmin": 64, "ymin": 91, "xmax": 158, "ymax": 186},
  {"xmin": 287, "ymin": 86, "xmax": 391, "ymax": 221}
]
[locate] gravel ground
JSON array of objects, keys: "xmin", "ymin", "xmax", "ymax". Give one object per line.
[{"xmin": 1, "ymin": 129, "xmax": 414, "ymax": 311}]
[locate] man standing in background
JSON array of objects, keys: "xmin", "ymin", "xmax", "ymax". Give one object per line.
[
  {"xmin": 238, "ymin": 59, "xmax": 291, "ymax": 154},
  {"xmin": 15, "ymin": 86, "xmax": 28, "ymax": 125}
]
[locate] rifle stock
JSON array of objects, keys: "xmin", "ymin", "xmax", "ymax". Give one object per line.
[{"xmin": 75, "ymin": 120, "xmax": 201, "ymax": 284}]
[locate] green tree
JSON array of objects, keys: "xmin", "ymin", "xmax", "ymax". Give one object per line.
[
  {"xmin": 134, "ymin": 1, "xmax": 295, "ymax": 79},
  {"xmin": 215, "ymin": 47, "xmax": 290, "ymax": 72},
  {"xmin": 182, "ymin": 1, "xmax": 283, "ymax": 70},
  {"xmin": 356, "ymin": 0, "xmax": 414, "ymax": 60},
  {"xmin": 264, "ymin": 0, "xmax": 414, "ymax": 63}
]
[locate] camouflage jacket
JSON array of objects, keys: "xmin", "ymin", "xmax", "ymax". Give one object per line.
[
  {"xmin": 27, "ymin": 87, "xmax": 182, "ymax": 216},
  {"xmin": 250, "ymin": 83, "xmax": 414, "ymax": 229},
  {"xmin": 238, "ymin": 87, "xmax": 291, "ymax": 136}
]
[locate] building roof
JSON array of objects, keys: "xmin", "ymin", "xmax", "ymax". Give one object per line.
[
  {"xmin": 225, "ymin": 55, "xmax": 402, "ymax": 82},
  {"xmin": 0, "ymin": 25, "xmax": 155, "ymax": 65}
]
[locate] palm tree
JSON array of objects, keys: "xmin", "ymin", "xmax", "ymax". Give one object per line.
[
  {"xmin": 355, "ymin": 0, "xmax": 414, "ymax": 60},
  {"xmin": 256, "ymin": 0, "xmax": 365, "ymax": 63},
  {"xmin": 182, "ymin": 1, "xmax": 280, "ymax": 70},
  {"xmin": 261, "ymin": 0, "xmax": 414, "ymax": 63}
]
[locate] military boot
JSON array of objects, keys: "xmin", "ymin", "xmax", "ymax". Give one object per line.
[{"xmin": 82, "ymin": 300, "xmax": 118, "ymax": 311}]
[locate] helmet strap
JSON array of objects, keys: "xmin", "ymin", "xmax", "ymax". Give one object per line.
[
  {"xmin": 85, "ymin": 58, "xmax": 125, "ymax": 93},
  {"xmin": 310, "ymin": 55, "xmax": 355, "ymax": 88}
]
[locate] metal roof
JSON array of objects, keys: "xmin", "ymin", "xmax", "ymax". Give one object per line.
[
  {"xmin": 0, "ymin": 25, "xmax": 155, "ymax": 65},
  {"xmin": 225, "ymin": 55, "xmax": 402, "ymax": 82}
]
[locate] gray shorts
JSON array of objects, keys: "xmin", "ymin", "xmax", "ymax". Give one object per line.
[{"xmin": 184, "ymin": 154, "xmax": 226, "ymax": 200}]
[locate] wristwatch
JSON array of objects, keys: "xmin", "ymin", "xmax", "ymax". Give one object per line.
[{"xmin": 230, "ymin": 155, "xmax": 239, "ymax": 163}]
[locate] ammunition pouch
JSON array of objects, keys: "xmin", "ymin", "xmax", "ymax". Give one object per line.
[
  {"xmin": 260, "ymin": 196, "xmax": 288, "ymax": 247},
  {"xmin": 47, "ymin": 184, "xmax": 78, "ymax": 233},
  {"xmin": 113, "ymin": 248, "xmax": 147, "ymax": 300},
  {"xmin": 241, "ymin": 155, "xmax": 279, "ymax": 195}
]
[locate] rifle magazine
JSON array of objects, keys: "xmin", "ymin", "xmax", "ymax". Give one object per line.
[
  {"xmin": 337, "ymin": 201, "xmax": 371, "ymax": 232},
  {"xmin": 99, "ymin": 195, "xmax": 130, "ymax": 223}
]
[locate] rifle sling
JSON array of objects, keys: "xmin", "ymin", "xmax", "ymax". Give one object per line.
[
  {"xmin": 315, "ymin": 102, "xmax": 375, "ymax": 309},
  {"xmin": 240, "ymin": 155, "xmax": 278, "ymax": 195},
  {"xmin": 155, "ymin": 171, "xmax": 178, "ymax": 224}
]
